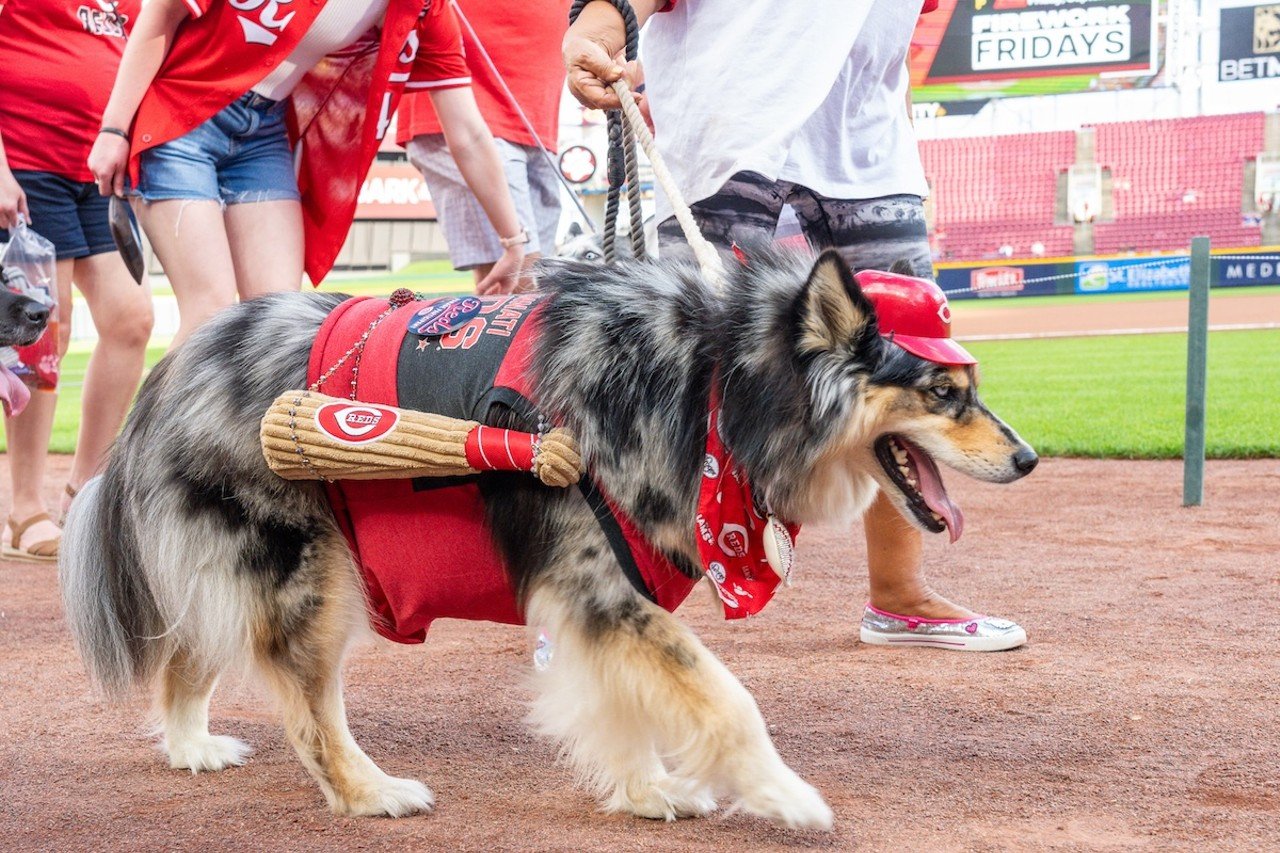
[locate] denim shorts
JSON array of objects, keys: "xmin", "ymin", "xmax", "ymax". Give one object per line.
[
  {"xmin": 7, "ymin": 170, "xmax": 114, "ymax": 260},
  {"xmin": 136, "ymin": 92, "xmax": 300, "ymax": 205}
]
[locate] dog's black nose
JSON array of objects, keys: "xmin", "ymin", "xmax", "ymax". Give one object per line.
[
  {"xmin": 1013, "ymin": 447, "xmax": 1039, "ymax": 474},
  {"xmin": 23, "ymin": 302, "xmax": 49, "ymax": 325}
]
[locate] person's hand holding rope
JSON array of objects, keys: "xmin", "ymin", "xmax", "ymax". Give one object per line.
[{"xmin": 563, "ymin": 0, "xmax": 659, "ymax": 118}]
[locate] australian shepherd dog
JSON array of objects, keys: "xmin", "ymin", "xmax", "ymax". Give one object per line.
[{"xmin": 60, "ymin": 248, "xmax": 1035, "ymax": 828}]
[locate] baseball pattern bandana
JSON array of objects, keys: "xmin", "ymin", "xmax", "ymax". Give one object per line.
[{"xmin": 695, "ymin": 402, "xmax": 800, "ymax": 619}]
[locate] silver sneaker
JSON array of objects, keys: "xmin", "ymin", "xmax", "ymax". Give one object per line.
[{"xmin": 859, "ymin": 604, "xmax": 1027, "ymax": 652}]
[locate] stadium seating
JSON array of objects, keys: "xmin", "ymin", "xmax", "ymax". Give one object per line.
[
  {"xmin": 920, "ymin": 114, "xmax": 1265, "ymax": 261},
  {"xmin": 920, "ymin": 131, "xmax": 1076, "ymax": 261},
  {"xmin": 1091, "ymin": 113, "xmax": 1265, "ymax": 254}
]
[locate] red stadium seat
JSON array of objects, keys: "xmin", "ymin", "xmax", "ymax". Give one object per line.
[{"xmin": 923, "ymin": 114, "xmax": 1265, "ymax": 259}]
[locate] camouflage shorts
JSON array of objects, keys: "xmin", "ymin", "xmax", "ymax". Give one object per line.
[{"xmin": 657, "ymin": 171, "xmax": 932, "ymax": 278}]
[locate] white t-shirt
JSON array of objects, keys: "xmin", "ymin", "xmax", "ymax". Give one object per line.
[
  {"xmin": 642, "ymin": 0, "xmax": 927, "ymax": 220},
  {"xmin": 252, "ymin": 0, "xmax": 391, "ymax": 101}
]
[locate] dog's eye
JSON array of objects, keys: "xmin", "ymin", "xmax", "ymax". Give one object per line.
[{"xmin": 931, "ymin": 385, "xmax": 954, "ymax": 400}]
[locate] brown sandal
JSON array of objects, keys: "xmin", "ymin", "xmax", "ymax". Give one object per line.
[{"xmin": 3, "ymin": 512, "xmax": 60, "ymax": 563}]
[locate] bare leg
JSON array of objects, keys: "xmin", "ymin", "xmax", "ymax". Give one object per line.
[
  {"xmin": 4, "ymin": 389, "xmax": 59, "ymax": 549},
  {"xmin": 159, "ymin": 647, "xmax": 250, "ymax": 773},
  {"xmin": 864, "ymin": 492, "xmax": 974, "ymax": 619},
  {"xmin": 2, "ymin": 258, "xmax": 72, "ymax": 550},
  {"xmin": 65, "ymin": 251, "xmax": 154, "ymax": 498},
  {"xmin": 526, "ymin": 566, "xmax": 832, "ymax": 828},
  {"xmin": 254, "ymin": 540, "xmax": 432, "ymax": 817},
  {"xmin": 134, "ymin": 199, "xmax": 237, "ymax": 348},
  {"xmin": 223, "ymin": 200, "xmax": 304, "ymax": 299}
]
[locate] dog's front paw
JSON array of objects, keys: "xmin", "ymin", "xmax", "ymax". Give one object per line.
[
  {"xmin": 335, "ymin": 775, "xmax": 435, "ymax": 818},
  {"xmin": 736, "ymin": 771, "xmax": 833, "ymax": 830},
  {"xmin": 608, "ymin": 775, "xmax": 717, "ymax": 821},
  {"xmin": 165, "ymin": 734, "xmax": 251, "ymax": 773}
]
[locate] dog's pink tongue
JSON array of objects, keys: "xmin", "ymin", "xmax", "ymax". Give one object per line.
[
  {"xmin": 905, "ymin": 442, "xmax": 965, "ymax": 543},
  {"xmin": 0, "ymin": 362, "xmax": 30, "ymax": 417}
]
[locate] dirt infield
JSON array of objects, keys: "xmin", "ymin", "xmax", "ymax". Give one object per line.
[{"xmin": 2, "ymin": 454, "xmax": 1277, "ymax": 851}]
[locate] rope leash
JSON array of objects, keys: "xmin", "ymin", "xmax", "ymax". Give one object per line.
[{"xmin": 568, "ymin": 0, "xmax": 725, "ymax": 292}]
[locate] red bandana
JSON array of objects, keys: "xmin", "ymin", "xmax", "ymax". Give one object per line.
[{"xmin": 695, "ymin": 399, "xmax": 800, "ymax": 619}]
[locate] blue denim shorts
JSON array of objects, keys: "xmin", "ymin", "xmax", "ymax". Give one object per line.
[
  {"xmin": 136, "ymin": 92, "xmax": 300, "ymax": 205},
  {"xmin": 7, "ymin": 170, "xmax": 114, "ymax": 260}
]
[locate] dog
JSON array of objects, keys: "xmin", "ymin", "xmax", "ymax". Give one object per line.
[
  {"xmin": 0, "ymin": 284, "xmax": 51, "ymax": 416},
  {"xmin": 60, "ymin": 247, "xmax": 1036, "ymax": 828}
]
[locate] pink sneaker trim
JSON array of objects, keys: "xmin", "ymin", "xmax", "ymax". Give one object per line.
[{"xmin": 864, "ymin": 602, "xmax": 988, "ymax": 625}]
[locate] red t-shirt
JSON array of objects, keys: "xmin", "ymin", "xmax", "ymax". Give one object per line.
[
  {"xmin": 129, "ymin": 0, "xmax": 469, "ymax": 282},
  {"xmin": 395, "ymin": 0, "xmax": 569, "ymax": 152},
  {"xmin": 0, "ymin": 0, "xmax": 140, "ymax": 182}
]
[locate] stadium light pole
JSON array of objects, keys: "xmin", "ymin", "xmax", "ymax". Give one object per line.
[{"xmin": 1182, "ymin": 236, "xmax": 1211, "ymax": 507}]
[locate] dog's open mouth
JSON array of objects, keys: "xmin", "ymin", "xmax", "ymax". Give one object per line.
[
  {"xmin": 0, "ymin": 360, "xmax": 31, "ymax": 416},
  {"xmin": 874, "ymin": 435, "xmax": 964, "ymax": 543}
]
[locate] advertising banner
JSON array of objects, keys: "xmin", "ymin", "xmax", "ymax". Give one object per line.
[
  {"xmin": 1217, "ymin": 254, "xmax": 1280, "ymax": 286},
  {"xmin": 1075, "ymin": 251, "xmax": 1280, "ymax": 292},
  {"xmin": 938, "ymin": 250, "xmax": 1279, "ymax": 299},
  {"xmin": 939, "ymin": 261, "xmax": 1073, "ymax": 299},
  {"xmin": 1218, "ymin": 4, "xmax": 1280, "ymax": 82},
  {"xmin": 1075, "ymin": 256, "xmax": 1190, "ymax": 293},
  {"xmin": 911, "ymin": 0, "xmax": 1157, "ymax": 100},
  {"xmin": 356, "ymin": 161, "xmax": 436, "ymax": 221}
]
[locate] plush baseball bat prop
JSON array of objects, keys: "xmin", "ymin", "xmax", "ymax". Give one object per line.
[{"xmin": 261, "ymin": 391, "xmax": 582, "ymax": 488}]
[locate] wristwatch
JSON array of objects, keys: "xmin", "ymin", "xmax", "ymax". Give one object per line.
[{"xmin": 499, "ymin": 227, "xmax": 530, "ymax": 249}]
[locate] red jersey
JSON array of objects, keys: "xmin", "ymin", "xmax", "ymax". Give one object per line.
[
  {"xmin": 0, "ymin": 0, "xmax": 139, "ymax": 182},
  {"xmin": 129, "ymin": 0, "xmax": 469, "ymax": 283},
  {"xmin": 395, "ymin": 0, "xmax": 569, "ymax": 152}
]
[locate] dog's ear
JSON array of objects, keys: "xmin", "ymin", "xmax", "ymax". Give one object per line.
[
  {"xmin": 566, "ymin": 221, "xmax": 583, "ymax": 238},
  {"xmin": 797, "ymin": 249, "xmax": 877, "ymax": 353}
]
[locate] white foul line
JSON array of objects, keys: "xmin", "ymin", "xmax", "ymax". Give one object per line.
[{"xmin": 957, "ymin": 322, "xmax": 1280, "ymax": 342}]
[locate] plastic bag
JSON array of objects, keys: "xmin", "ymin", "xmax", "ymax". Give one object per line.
[
  {"xmin": 2, "ymin": 219, "xmax": 57, "ymax": 309},
  {"xmin": 2, "ymin": 220, "xmax": 60, "ymax": 393}
]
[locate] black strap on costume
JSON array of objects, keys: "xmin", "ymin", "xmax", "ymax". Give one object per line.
[
  {"xmin": 480, "ymin": 386, "xmax": 658, "ymax": 605},
  {"xmin": 568, "ymin": 0, "xmax": 646, "ymax": 264},
  {"xmin": 577, "ymin": 479, "xmax": 659, "ymax": 606}
]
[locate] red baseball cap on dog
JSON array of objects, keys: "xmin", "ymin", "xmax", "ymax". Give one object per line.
[{"xmin": 854, "ymin": 270, "xmax": 976, "ymax": 366}]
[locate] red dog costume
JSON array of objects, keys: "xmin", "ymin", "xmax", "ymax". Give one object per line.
[{"xmin": 308, "ymin": 272, "xmax": 969, "ymax": 643}]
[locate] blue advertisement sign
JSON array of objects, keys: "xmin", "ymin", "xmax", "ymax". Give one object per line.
[
  {"xmin": 1074, "ymin": 257, "xmax": 1189, "ymax": 294},
  {"xmin": 939, "ymin": 249, "xmax": 1278, "ymax": 299},
  {"xmin": 1075, "ymin": 252, "xmax": 1280, "ymax": 293},
  {"xmin": 1217, "ymin": 255, "xmax": 1280, "ymax": 287}
]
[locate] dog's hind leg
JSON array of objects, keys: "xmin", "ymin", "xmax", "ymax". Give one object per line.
[
  {"xmin": 253, "ymin": 536, "xmax": 433, "ymax": 818},
  {"xmin": 158, "ymin": 647, "xmax": 251, "ymax": 773},
  {"xmin": 526, "ymin": 570, "xmax": 833, "ymax": 829}
]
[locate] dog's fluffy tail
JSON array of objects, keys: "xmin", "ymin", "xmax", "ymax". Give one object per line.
[{"xmin": 59, "ymin": 473, "xmax": 164, "ymax": 698}]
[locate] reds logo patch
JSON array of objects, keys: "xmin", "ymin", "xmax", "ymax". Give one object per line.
[
  {"xmin": 718, "ymin": 523, "xmax": 749, "ymax": 559},
  {"xmin": 315, "ymin": 403, "xmax": 399, "ymax": 445},
  {"xmin": 408, "ymin": 297, "xmax": 483, "ymax": 338}
]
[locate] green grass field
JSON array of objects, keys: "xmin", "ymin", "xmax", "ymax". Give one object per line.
[
  {"xmin": 8, "ymin": 328, "xmax": 1275, "ymax": 459},
  {"xmin": 967, "ymin": 329, "xmax": 1278, "ymax": 459}
]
